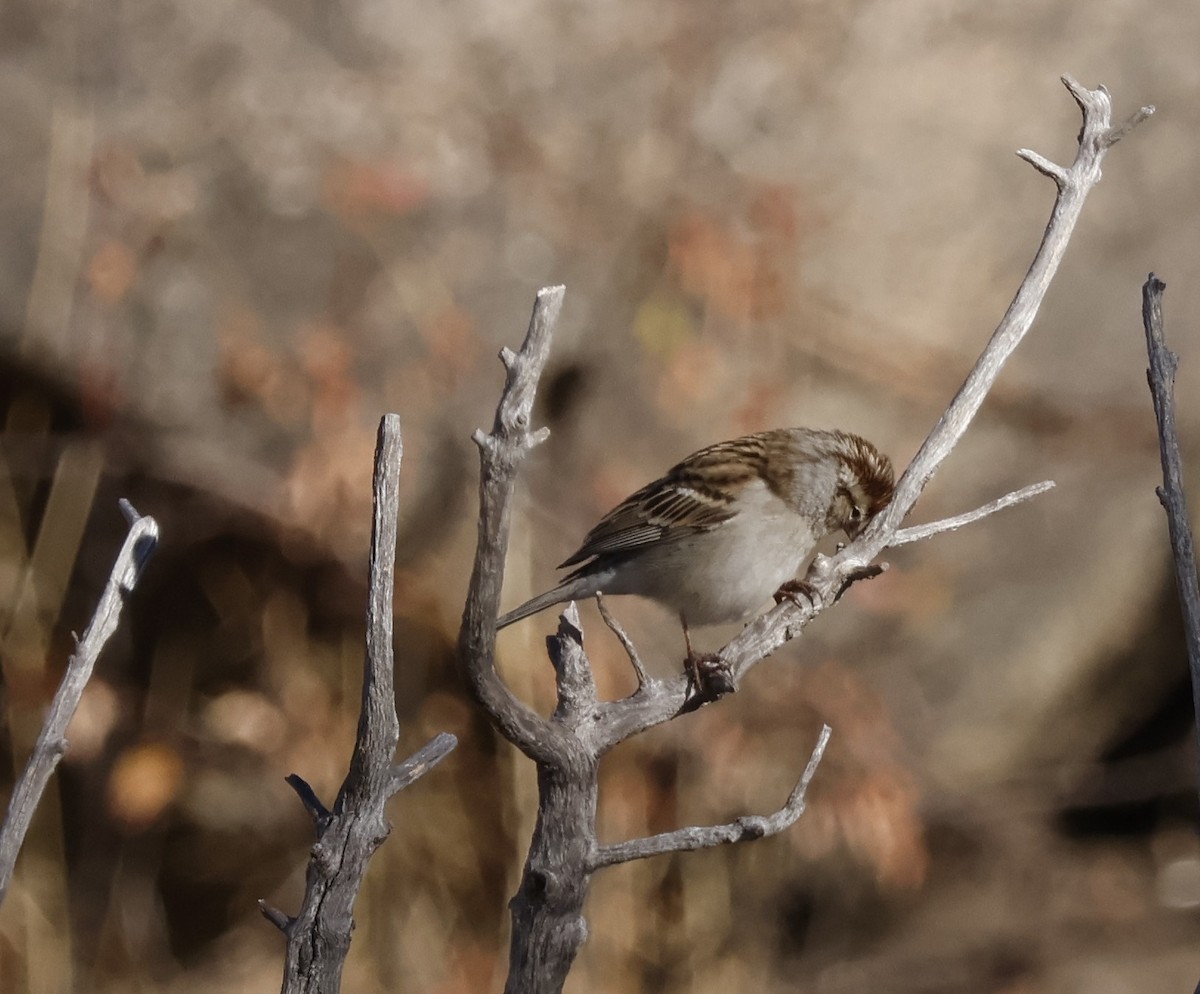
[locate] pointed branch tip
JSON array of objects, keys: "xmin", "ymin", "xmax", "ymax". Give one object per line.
[
  {"xmin": 1016, "ymin": 148, "xmax": 1067, "ymax": 185},
  {"xmin": 1102, "ymin": 105, "xmax": 1155, "ymax": 148},
  {"xmin": 389, "ymin": 732, "xmax": 458, "ymax": 795},
  {"xmin": 1062, "ymin": 74, "xmax": 1108, "ymax": 108},
  {"xmin": 285, "ymin": 773, "xmax": 332, "ymax": 824},
  {"xmin": 890, "ymin": 480, "xmax": 1055, "ymax": 547},
  {"xmin": 258, "ymin": 900, "xmax": 292, "ymax": 933}
]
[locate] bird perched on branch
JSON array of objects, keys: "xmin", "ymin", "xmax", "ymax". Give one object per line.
[{"xmin": 497, "ymin": 428, "xmax": 895, "ymax": 668}]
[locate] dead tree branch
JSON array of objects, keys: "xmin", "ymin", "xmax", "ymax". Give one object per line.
[
  {"xmin": 266, "ymin": 415, "xmax": 456, "ymax": 994},
  {"xmin": 1140, "ymin": 275, "xmax": 1200, "ymax": 782},
  {"xmin": 591, "ymin": 76, "xmax": 1153, "ymax": 743},
  {"xmin": 595, "ymin": 594, "xmax": 652, "ymax": 691},
  {"xmin": 459, "ymin": 78, "xmax": 1152, "ymax": 994},
  {"xmin": 0, "ymin": 500, "xmax": 158, "ymax": 906},
  {"xmin": 590, "ymin": 725, "xmax": 830, "ymax": 869},
  {"xmin": 890, "ymin": 480, "xmax": 1056, "ymax": 546},
  {"xmin": 459, "ymin": 286, "xmax": 568, "ymax": 766}
]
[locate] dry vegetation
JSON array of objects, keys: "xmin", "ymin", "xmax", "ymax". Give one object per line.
[{"xmin": 0, "ymin": 1, "xmax": 1198, "ymax": 992}]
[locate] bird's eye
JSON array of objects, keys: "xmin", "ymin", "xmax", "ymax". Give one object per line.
[{"xmin": 849, "ymin": 505, "xmax": 863, "ymax": 521}]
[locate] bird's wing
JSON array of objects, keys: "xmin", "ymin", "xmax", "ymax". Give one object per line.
[{"xmin": 558, "ymin": 455, "xmax": 749, "ymax": 567}]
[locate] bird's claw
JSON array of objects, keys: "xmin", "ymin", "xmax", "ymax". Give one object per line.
[
  {"xmin": 774, "ymin": 579, "xmax": 820, "ymax": 611},
  {"xmin": 683, "ymin": 651, "xmax": 737, "ymax": 709},
  {"xmin": 679, "ymin": 613, "xmax": 735, "ymax": 710}
]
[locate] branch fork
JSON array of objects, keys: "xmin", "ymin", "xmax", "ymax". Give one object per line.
[
  {"xmin": 721, "ymin": 74, "xmax": 1153, "ymax": 680},
  {"xmin": 265, "ymin": 416, "xmax": 456, "ymax": 993},
  {"xmin": 457, "ymin": 77, "xmax": 1152, "ymax": 994},
  {"xmin": 590, "ymin": 724, "xmax": 832, "ymax": 870}
]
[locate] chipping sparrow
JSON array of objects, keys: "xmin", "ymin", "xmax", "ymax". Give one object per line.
[{"xmin": 497, "ymin": 428, "xmax": 894, "ymax": 642}]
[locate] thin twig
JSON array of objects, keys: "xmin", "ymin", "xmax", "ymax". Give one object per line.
[
  {"xmin": 259, "ymin": 901, "xmax": 293, "ymax": 934},
  {"xmin": 591, "ymin": 725, "xmax": 831, "ymax": 869},
  {"xmin": 284, "ymin": 774, "xmax": 332, "ymax": 827},
  {"xmin": 1102, "ymin": 103, "xmax": 1156, "ymax": 148},
  {"xmin": 0, "ymin": 503, "xmax": 159, "ymax": 906},
  {"xmin": 595, "ymin": 594, "xmax": 653, "ymax": 691},
  {"xmin": 389, "ymin": 732, "xmax": 458, "ymax": 796},
  {"xmin": 1140, "ymin": 275, "xmax": 1200, "ymax": 777},
  {"xmin": 890, "ymin": 480, "xmax": 1056, "ymax": 546}
]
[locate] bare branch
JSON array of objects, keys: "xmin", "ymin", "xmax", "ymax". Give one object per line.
[
  {"xmin": 596, "ymin": 594, "xmax": 653, "ymax": 692},
  {"xmin": 864, "ymin": 78, "xmax": 1148, "ymax": 555},
  {"xmin": 890, "ymin": 480, "xmax": 1056, "ymax": 546},
  {"xmin": 459, "ymin": 286, "xmax": 572, "ymax": 766},
  {"xmin": 549, "ymin": 603, "xmax": 598, "ymax": 719},
  {"xmin": 480, "ymin": 286, "xmax": 565, "ymax": 451},
  {"xmin": 733, "ymin": 79, "xmax": 1146, "ymax": 671},
  {"xmin": 591, "ymin": 726, "xmax": 831, "ymax": 869},
  {"xmin": 1015, "ymin": 148, "xmax": 1068, "ymax": 188},
  {"xmin": 0, "ymin": 503, "xmax": 159, "ymax": 906},
  {"xmin": 1140, "ymin": 275, "xmax": 1200, "ymax": 779},
  {"xmin": 349, "ymin": 413, "xmax": 404, "ymax": 793},
  {"xmin": 388, "ymin": 732, "xmax": 458, "ymax": 797},
  {"xmin": 468, "ymin": 81, "xmax": 1151, "ymax": 994},
  {"xmin": 589, "ymin": 78, "xmax": 1151, "ymax": 747},
  {"xmin": 284, "ymin": 774, "xmax": 332, "ymax": 827},
  {"xmin": 273, "ymin": 415, "xmax": 457, "ymax": 994},
  {"xmin": 1103, "ymin": 103, "xmax": 1155, "ymax": 149},
  {"xmin": 259, "ymin": 901, "xmax": 293, "ymax": 934}
]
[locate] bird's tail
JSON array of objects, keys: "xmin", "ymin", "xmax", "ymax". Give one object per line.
[{"xmin": 496, "ymin": 576, "xmax": 599, "ymax": 629}]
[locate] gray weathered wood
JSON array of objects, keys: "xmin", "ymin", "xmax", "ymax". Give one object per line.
[
  {"xmin": 461, "ymin": 79, "xmax": 1152, "ymax": 994},
  {"xmin": 0, "ymin": 500, "xmax": 159, "ymax": 906},
  {"xmin": 267, "ymin": 415, "xmax": 456, "ymax": 994},
  {"xmin": 1140, "ymin": 276, "xmax": 1200, "ymax": 789}
]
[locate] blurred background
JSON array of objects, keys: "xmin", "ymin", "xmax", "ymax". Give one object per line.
[{"xmin": 1, "ymin": 0, "xmax": 1198, "ymax": 991}]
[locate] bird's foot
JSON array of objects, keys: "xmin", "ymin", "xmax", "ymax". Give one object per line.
[
  {"xmin": 679, "ymin": 614, "xmax": 735, "ymax": 711},
  {"xmin": 774, "ymin": 578, "xmax": 821, "ymax": 611},
  {"xmin": 683, "ymin": 650, "xmax": 737, "ymax": 709}
]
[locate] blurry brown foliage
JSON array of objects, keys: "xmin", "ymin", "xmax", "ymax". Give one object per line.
[{"xmin": 0, "ymin": 0, "xmax": 1196, "ymax": 991}]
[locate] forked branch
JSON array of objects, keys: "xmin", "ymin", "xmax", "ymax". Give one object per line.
[
  {"xmin": 460, "ymin": 77, "xmax": 1152, "ymax": 994},
  {"xmin": 707, "ymin": 76, "xmax": 1152, "ymax": 694},
  {"xmin": 267, "ymin": 416, "xmax": 456, "ymax": 994},
  {"xmin": 890, "ymin": 480, "xmax": 1055, "ymax": 546},
  {"xmin": 459, "ymin": 286, "xmax": 569, "ymax": 765},
  {"xmin": 873, "ymin": 76, "xmax": 1152, "ymax": 551},
  {"xmin": 591, "ymin": 725, "xmax": 831, "ymax": 869}
]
